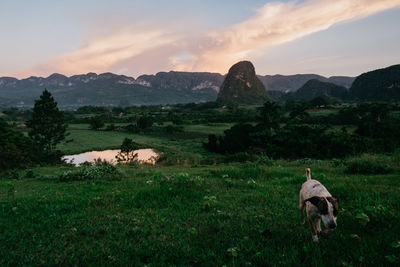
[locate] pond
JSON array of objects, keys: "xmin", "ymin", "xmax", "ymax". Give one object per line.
[{"xmin": 62, "ymin": 149, "xmax": 159, "ymax": 166}]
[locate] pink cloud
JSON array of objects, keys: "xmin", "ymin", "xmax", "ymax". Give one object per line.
[{"xmin": 19, "ymin": 0, "xmax": 400, "ymax": 78}]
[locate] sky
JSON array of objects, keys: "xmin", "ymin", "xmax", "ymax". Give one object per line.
[{"xmin": 1, "ymin": 0, "xmax": 399, "ymax": 78}]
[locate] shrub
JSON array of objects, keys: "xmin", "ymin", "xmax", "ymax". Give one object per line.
[
  {"xmin": 255, "ymin": 155, "xmax": 275, "ymax": 166},
  {"xmin": 105, "ymin": 124, "xmax": 116, "ymax": 131},
  {"xmin": 22, "ymin": 170, "xmax": 38, "ymax": 179},
  {"xmin": 0, "ymin": 126, "xmax": 40, "ymax": 170},
  {"xmin": 165, "ymin": 125, "xmax": 184, "ymax": 134},
  {"xmin": 125, "ymin": 123, "xmax": 139, "ymax": 133},
  {"xmin": 58, "ymin": 164, "xmax": 121, "ymax": 182},
  {"xmin": 0, "ymin": 170, "xmax": 19, "ymax": 180},
  {"xmin": 223, "ymin": 152, "xmax": 257, "ymax": 163},
  {"xmin": 89, "ymin": 116, "xmax": 105, "ymax": 130},
  {"xmin": 344, "ymin": 155, "xmax": 393, "ymax": 174}
]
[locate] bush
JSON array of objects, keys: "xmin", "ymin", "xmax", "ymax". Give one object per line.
[
  {"xmin": 125, "ymin": 124, "xmax": 139, "ymax": 133},
  {"xmin": 0, "ymin": 170, "xmax": 19, "ymax": 180},
  {"xmin": 165, "ymin": 125, "xmax": 184, "ymax": 134},
  {"xmin": 58, "ymin": 164, "xmax": 121, "ymax": 182},
  {"xmin": 344, "ymin": 155, "xmax": 393, "ymax": 174},
  {"xmin": 0, "ymin": 125, "xmax": 41, "ymax": 170},
  {"xmin": 105, "ymin": 124, "xmax": 116, "ymax": 131},
  {"xmin": 22, "ymin": 170, "xmax": 39, "ymax": 179},
  {"xmin": 89, "ymin": 116, "xmax": 105, "ymax": 130}
]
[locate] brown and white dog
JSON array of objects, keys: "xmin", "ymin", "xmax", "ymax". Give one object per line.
[{"xmin": 299, "ymin": 168, "xmax": 339, "ymax": 242}]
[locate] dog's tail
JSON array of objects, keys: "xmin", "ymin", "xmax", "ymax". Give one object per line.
[{"xmin": 306, "ymin": 168, "xmax": 311, "ymax": 180}]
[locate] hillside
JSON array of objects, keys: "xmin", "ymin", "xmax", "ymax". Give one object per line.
[
  {"xmin": 283, "ymin": 79, "xmax": 348, "ymax": 101},
  {"xmin": 217, "ymin": 61, "xmax": 269, "ymax": 104},
  {"xmin": 258, "ymin": 74, "xmax": 354, "ymax": 93},
  {"xmin": 349, "ymin": 64, "xmax": 400, "ymax": 101},
  {"xmin": 0, "ymin": 70, "xmax": 356, "ymax": 107},
  {"xmin": 0, "ymin": 72, "xmax": 223, "ymax": 107}
]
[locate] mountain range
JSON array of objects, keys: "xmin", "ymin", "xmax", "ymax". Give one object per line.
[
  {"xmin": 1, "ymin": 63, "xmax": 398, "ymax": 107},
  {"xmin": 0, "ymin": 71, "xmax": 354, "ymax": 107}
]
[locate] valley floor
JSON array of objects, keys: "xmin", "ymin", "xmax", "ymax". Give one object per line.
[{"xmin": 1, "ymin": 160, "xmax": 399, "ymax": 266}]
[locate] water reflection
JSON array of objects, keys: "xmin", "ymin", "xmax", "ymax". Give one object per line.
[{"xmin": 63, "ymin": 149, "xmax": 159, "ymax": 166}]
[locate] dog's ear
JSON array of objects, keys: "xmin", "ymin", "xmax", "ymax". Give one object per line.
[
  {"xmin": 305, "ymin": 196, "xmax": 322, "ymax": 206},
  {"xmin": 305, "ymin": 197, "xmax": 328, "ymax": 214},
  {"xmin": 327, "ymin": 196, "xmax": 339, "ymax": 216}
]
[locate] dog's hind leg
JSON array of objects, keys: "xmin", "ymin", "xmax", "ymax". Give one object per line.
[
  {"xmin": 299, "ymin": 195, "xmax": 305, "ymax": 224},
  {"xmin": 300, "ymin": 203, "xmax": 305, "ymax": 224}
]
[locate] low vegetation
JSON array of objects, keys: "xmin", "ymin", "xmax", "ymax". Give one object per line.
[
  {"xmin": 1, "ymin": 159, "xmax": 399, "ymax": 265},
  {"xmin": 1, "ymin": 93, "xmax": 400, "ymax": 265}
]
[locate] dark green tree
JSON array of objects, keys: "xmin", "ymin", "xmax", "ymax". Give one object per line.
[
  {"xmin": 89, "ymin": 116, "xmax": 105, "ymax": 130},
  {"xmin": 258, "ymin": 101, "xmax": 281, "ymax": 131},
  {"xmin": 287, "ymin": 101, "xmax": 310, "ymax": 122},
  {"xmin": 310, "ymin": 96, "xmax": 328, "ymax": 107},
  {"xmin": 116, "ymin": 138, "xmax": 141, "ymax": 163},
  {"xmin": 26, "ymin": 89, "xmax": 67, "ymax": 154},
  {"xmin": 137, "ymin": 115, "xmax": 153, "ymax": 130}
]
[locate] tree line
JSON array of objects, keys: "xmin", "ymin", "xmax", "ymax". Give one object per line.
[
  {"xmin": 204, "ymin": 101, "xmax": 400, "ymax": 158},
  {"xmin": 1, "ymin": 90, "xmax": 67, "ymax": 171}
]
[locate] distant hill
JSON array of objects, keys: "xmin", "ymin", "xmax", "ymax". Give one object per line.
[
  {"xmin": 137, "ymin": 71, "xmax": 223, "ymax": 92},
  {"xmin": 348, "ymin": 64, "xmax": 400, "ymax": 101},
  {"xmin": 258, "ymin": 74, "xmax": 354, "ymax": 93},
  {"xmin": 8, "ymin": 64, "xmax": 400, "ymax": 107},
  {"xmin": 283, "ymin": 79, "xmax": 348, "ymax": 101},
  {"xmin": 0, "ymin": 72, "xmax": 223, "ymax": 107},
  {"xmin": 217, "ymin": 61, "xmax": 269, "ymax": 104}
]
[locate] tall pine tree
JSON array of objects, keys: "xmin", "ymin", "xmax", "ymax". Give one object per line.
[{"xmin": 26, "ymin": 89, "xmax": 67, "ymax": 155}]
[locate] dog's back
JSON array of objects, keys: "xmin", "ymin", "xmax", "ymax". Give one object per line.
[{"xmin": 300, "ymin": 168, "xmax": 331, "ymax": 200}]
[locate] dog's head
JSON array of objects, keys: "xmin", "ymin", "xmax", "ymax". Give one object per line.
[{"xmin": 306, "ymin": 196, "xmax": 339, "ymax": 229}]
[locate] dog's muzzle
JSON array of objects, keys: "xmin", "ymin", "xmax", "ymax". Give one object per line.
[{"xmin": 328, "ymin": 222, "xmax": 337, "ymax": 229}]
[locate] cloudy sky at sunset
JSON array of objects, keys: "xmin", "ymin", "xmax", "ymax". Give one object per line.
[{"xmin": 1, "ymin": 0, "xmax": 399, "ymax": 78}]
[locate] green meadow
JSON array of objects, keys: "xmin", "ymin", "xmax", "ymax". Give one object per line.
[
  {"xmin": 2, "ymin": 119, "xmax": 400, "ymax": 266},
  {"xmin": 2, "ymin": 103, "xmax": 400, "ymax": 266},
  {"xmin": 1, "ymin": 159, "xmax": 400, "ymax": 266}
]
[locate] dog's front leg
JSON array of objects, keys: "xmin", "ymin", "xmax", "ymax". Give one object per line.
[
  {"xmin": 316, "ymin": 218, "xmax": 322, "ymax": 234},
  {"xmin": 309, "ymin": 218, "xmax": 319, "ymax": 242}
]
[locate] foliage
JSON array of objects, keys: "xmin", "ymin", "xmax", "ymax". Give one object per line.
[
  {"xmin": 137, "ymin": 115, "xmax": 154, "ymax": 130},
  {"xmin": 164, "ymin": 125, "xmax": 184, "ymax": 134},
  {"xmin": 26, "ymin": 89, "xmax": 67, "ymax": 155},
  {"xmin": 116, "ymin": 138, "xmax": 141, "ymax": 164},
  {"xmin": 105, "ymin": 123, "xmax": 116, "ymax": 131},
  {"xmin": 204, "ymin": 123, "xmax": 256, "ymax": 154},
  {"xmin": 310, "ymin": 96, "xmax": 328, "ymax": 107},
  {"xmin": 0, "ymin": 118, "xmax": 40, "ymax": 170},
  {"xmin": 124, "ymin": 123, "xmax": 139, "ymax": 133},
  {"xmin": 76, "ymin": 106, "xmax": 109, "ymax": 114},
  {"xmin": 204, "ymin": 101, "xmax": 400, "ymax": 159},
  {"xmin": 344, "ymin": 155, "xmax": 393, "ymax": 174},
  {"xmin": 89, "ymin": 115, "xmax": 105, "ymax": 130},
  {"xmin": 58, "ymin": 163, "xmax": 120, "ymax": 182},
  {"xmin": 258, "ymin": 101, "xmax": 281, "ymax": 131}
]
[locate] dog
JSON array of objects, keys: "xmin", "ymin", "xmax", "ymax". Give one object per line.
[{"xmin": 299, "ymin": 168, "xmax": 339, "ymax": 242}]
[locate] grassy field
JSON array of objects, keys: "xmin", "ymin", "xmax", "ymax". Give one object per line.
[
  {"xmin": 1, "ymin": 159, "xmax": 400, "ymax": 266},
  {"xmin": 58, "ymin": 123, "xmax": 233, "ymax": 156},
  {"xmin": 2, "ymin": 117, "xmax": 400, "ymax": 266}
]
